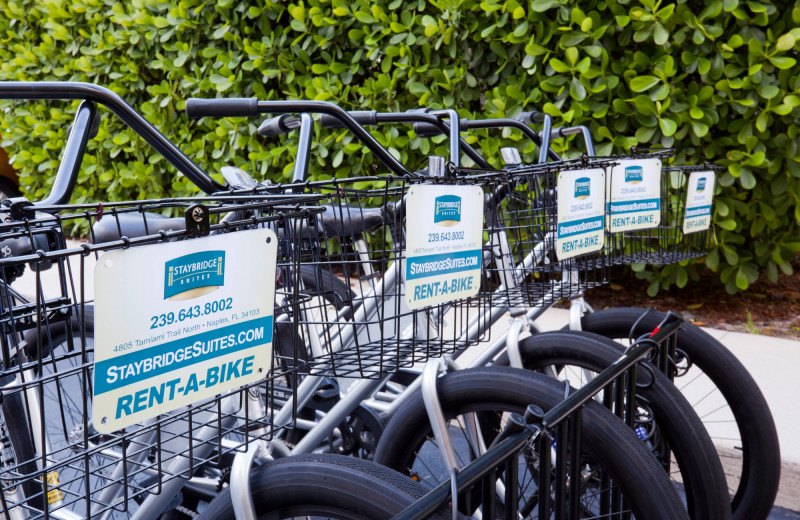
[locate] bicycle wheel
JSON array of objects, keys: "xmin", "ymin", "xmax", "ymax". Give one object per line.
[
  {"xmin": 21, "ymin": 305, "xmax": 111, "ymax": 517},
  {"xmin": 196, "ymin": 453, "xmax": 456, "ymax": 520},
  {"xmin": 578, "ymin": 307, "xmax": 779, "ymax": 520},
  {"xmin": 374, "ymin": 366, "xmax": 689, "ymax": 520},
  {"xmin": 494, "ymin": 331, "xmax": 730, "ymax": 520}
]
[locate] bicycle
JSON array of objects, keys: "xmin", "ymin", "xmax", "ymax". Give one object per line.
[
  {"xmin": 0, "ymin": 82, "xmax": 728, "ymax": 511},
  {"xmin": 406, "ymin": 108, "xmax": 780, "ymax": 520},
  {"xmin": 0, "ymin": 81, "xmax": 462, "ymax": 520},
  {"xmin": 182, "ymin": 98, "xmax": 729, "ymax": 518}
]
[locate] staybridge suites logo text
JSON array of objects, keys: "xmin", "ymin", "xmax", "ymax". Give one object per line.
[
  {"xmin": 574, "ymin": 177, "xmax": 591, "ymax": 200},
  {"xmin": 624, "ymin": 166, "xmax": 643, "ymax": 183},
  {"xmin": 164, "ymin": 251, "xmax": 225, "ymax": 300},
  {"xmin": 433, "ymin": 195, "xmax": 462, "ymax": 226}
]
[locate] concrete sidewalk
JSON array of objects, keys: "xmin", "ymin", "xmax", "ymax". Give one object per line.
[
  {"xmin": 534, "ymin": 307, "xmax": 800, "ymax": 517},
  {"xmin": 534, "ymin": 307, "xmax": 800, "ymax": 463}
]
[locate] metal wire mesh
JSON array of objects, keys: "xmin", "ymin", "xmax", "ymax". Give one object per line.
[
  {"xmin": 0, "ymin": 195, "xmax": 318, "ymax": 519},
  {"xmin": 273, "ymin": 174, "xmax": 496, "ymax": 379},
  {"xmin": 480, "ymin": 160, "xmax": 612, "ymax": 308},
  {"xmin": 609, "ymin": 163, "xmax": 720, "ymax": 265}
]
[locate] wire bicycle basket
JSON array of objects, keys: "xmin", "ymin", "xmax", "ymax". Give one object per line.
[
  {"xmin": 607, "ymin": 159, "xmax": 722, "ymax": 266},
  {"xmin": 275, "ymin": 173, "xmax": 498, "ymax": 379},
  {"xmin": 481, "ymin": 159, "xmax": 613, "ymax": 308},
  {"xmin": 0, "ymin": 194, "xmax": 320, "ymax": 520}
]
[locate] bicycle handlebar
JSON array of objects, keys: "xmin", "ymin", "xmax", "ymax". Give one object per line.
[
  {"xmin": 184, "ymin": 97, "xmax": 260, "ymax": 118},
  {"xmin": 315, "ymin": 108, "xmax": 491, "ymax": 169},
  {"xmin": 413, "ymin": 116, "xmax": 562, "ymax": 162},
  {"xmin": 517, "ymin": 111, "xmax": 545, "ymax": 125},
  {"xmin": 0, "ymin": 81, "xmax": 224, "ymax": 195},
  {"xmin": 319, "ymin": 110, "xmax": 378, "ymax": 128},
  {"xmin": 186, "ymin": 98, "xmax": 411, "ymax": 176},
  {"xmin": 548, "ymin": 125, "xmax": 595, "ymax": 157},
  {"xmin": 257, "ymin": 114, "xmax": 301, "ymax": 137}
]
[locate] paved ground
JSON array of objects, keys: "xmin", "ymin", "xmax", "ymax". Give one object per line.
[{"xmin": 535, "ymin": 307, "xmax": 800, "ymax": 518}]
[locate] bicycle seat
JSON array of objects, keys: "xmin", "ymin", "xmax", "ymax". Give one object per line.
[
  {"xmin": 91, "ymin": 212, "xmax": 186, "ymax": 243},
  {"xmin": 317, "ymin": 204, "xmax": 384, "ymax": 239}
]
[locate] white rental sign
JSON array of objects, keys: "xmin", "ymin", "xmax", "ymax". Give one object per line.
[
  {"xmin": 93, "ymin": 228, "xmax": 276, "ymax": 433},
  {"xmin": 404, "ymin": 184, "xmax": 484, "ymax": 310},
  {"xmin": 556, "ymin": 168, "xmax": 606, "ymax": 260},
  {"xmin": 683, "ymin": 171, "xmax": 715, "ymax": 234},
  {"xmin": 607, "ymin": 158, "xmax": 662, "ymax": 232}
]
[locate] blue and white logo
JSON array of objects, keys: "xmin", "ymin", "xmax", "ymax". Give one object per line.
[
  {"xmin": 624, "ymin": 166, "xmax": 643, "ymax": 183},
  {"xmin": 433, "ymin": 195, "xmax": 462, "ymax": 226},
  {"xmin": 574, "ymin": 177, "xmax": 591, "ymax": 199},
  {"xmin": 164, "ymin": 251, "xmax": 225, "ymax": 300},
  {"xmin": 697, "ymin": 177, "xmax": 707, "ymax": 192}
]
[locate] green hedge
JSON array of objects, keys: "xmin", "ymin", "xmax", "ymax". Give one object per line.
[{"xmin": 0, "ymin": 0, "xmax": 798, "ymax": 293}]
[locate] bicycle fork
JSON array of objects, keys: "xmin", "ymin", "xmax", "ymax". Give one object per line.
[{"xmin": 420, "ymin": 358, "xmax": 518, "ymax": 520}]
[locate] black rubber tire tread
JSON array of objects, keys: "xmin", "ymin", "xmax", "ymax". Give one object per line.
[
  {"xmin": 374, "ymin": 367, "xmax": 689, "ymax": 520},
  {"xmin": 578, "ymin": 307, "xmax": 780, "ymax": 520},
  {"xmin": 494, "ymin": 331, "xmax": 730, "ymax": 520},
  {"xmin": 196, "ymin": 453, "xmax": 457, "ymax": 520}
]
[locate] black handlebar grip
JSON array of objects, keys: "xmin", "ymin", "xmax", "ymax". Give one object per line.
[
  {"xmin": 319, "ymin": 110, "xmax": 378, "ymax": 128},
  {"xmin": 414, "ymin": 118, "xmax": 469, "ymax": 138},
  {"xmin": 185, "ymin": 97, "xmax": 259, "ymax": 118},
  {"xmin": 413, "ymin": 121, "xmax": 442, "ymax": 138},
  {"xmin": 258, "ymin": 115, "xmax": 297, "ymax": 137},
  {"xmin": 517, "ymin": 111, "xmax": 545, "ymax": 125}
]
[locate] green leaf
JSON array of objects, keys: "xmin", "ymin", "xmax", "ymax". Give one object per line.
[
  {"xmin": 676, "ymin": 267, "xmax": 688, "ymax": 288},
  {"xmin": 692, "ymin": 120, "xmax": 709, "ymax": 137},
  {"xmin": 653, "ymin": 23, "xmax": 668, "ymax": 45},
  {"xmin": 769, "ymin": 56, "xmax": 797, "ymax": 69},
  {"xmin": 776, "ymin": 33, "xmax": 796, "ymax": 51},
  {"xmin": 569, "ymin": 77, "xmax": 586, "ymax": 100},
  {"xmin": 757, "ymin": 84, "xmax": 780, "ymax": 99},
  {"xmin": 408, "ymin": 82, "xmax": 428, "ymax": 95},
  {"xmin": 565, "ymin": 47, "xmax": 578, "ymax": 65},
  {"xmin": 531, "ymin": 0, "xmax": 558, "ymax": 12},
  {"xmin": 659, "ymin": 117, "xmax": 677, "ymax": 136},
  {"xmin": 718, "ymin": 219, "xmax": 738, "ymax": 230},
  {"xmin": 727, "ymin": 34, "xmax": 744, "ymax": 48},
  {"xmin": 630, "ymin": 75, "xmax": 660, "ymax": 92},
  {"xmin": 755, "ymin": 111, "xmax": 768, "ymax": 132},
  {"xmin": 740, "ymin": 169, "xmax": 757, "ymax": 189},
  {"xmin": 735, "ymin": 268, "xmax": 749, "ymax": 290},
  {"xmin": 633, "ymin": 95, "xmax": 658, "ymax": 116},
  {"xmin": 549, "ymin": 58, "xmax": 571, "ymax": 73}
]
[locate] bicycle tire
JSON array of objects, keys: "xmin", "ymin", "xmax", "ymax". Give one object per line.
[
  {"xmin": 494, "ymin": 331, "xmax": 730, "ymax": 520},
  {"xmin": 578, "ymin": 307, "xmax": 779, "ymax": 520},
  {"xmin": 374, "ymin": 366, "xmax": 689, "ymax": 520},
  {"xmin": 196, "ymin": 453, "xmax": 456, "ymax": 520},
  {"xmin": 18, "ymin": 305, "xmax": 123, "ymax": 518}
]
